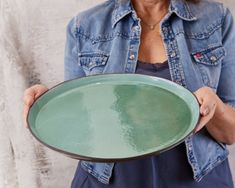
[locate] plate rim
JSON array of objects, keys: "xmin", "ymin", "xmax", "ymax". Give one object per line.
[{"xmin": 27, "ymin": 73, "xmax": 200, "ymax": 162}]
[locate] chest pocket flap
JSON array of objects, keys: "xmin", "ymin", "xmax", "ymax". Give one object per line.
[
  {"xmin": 192, "ymin": 46, "xmax": 226, "ymax": 66},
  {"xmin": 78, "ymin": 52, "xmax": 109, "ymax": 71}
]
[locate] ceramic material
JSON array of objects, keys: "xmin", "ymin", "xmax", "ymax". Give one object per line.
[{"xmin": 28, "ymin": 74, "xmax": 199, "ymax": 162}]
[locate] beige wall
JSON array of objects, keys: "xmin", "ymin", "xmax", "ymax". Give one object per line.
[{"xmin": 0, "ymin": 0, "xmax": 234, "ymax": 187}]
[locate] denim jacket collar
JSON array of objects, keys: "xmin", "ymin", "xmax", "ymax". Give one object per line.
[
  {"xmin": 112, "ymin": 0, "xmax": 197, "ymax": 27},
  {"xmin": 170, "ymin": 0, "xmax": 197, "ymax": 21},
  {"xmin": 112, "ymin": 0, "xmax": 133, "ymax": 28}
]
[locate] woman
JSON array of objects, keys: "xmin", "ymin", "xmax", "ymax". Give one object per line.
[{"xmin": 23, "ymin": 0, "xmax": 235, "ymax": 187}]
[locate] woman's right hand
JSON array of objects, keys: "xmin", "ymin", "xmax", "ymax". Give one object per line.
[{"xmin": 23, "ymin": 84, "xmax": 48, "ymax": 128}]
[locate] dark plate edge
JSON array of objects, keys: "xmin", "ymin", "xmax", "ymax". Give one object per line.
[{"xmin": 27, "ymin": 73, "xmax": 200, "ymax": 162}]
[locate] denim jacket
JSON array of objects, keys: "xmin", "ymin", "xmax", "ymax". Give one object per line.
[{"xmin": 64, "ymin": 0, "xmax": 235, "ymax": 184}]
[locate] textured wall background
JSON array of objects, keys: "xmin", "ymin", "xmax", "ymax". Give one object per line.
[{"xmin": 0, "ymin": 0, "xmax": 234, "ymax": 187}]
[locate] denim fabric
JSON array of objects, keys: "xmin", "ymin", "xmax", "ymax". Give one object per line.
[{"xmin": 64, "ymin": 0, "xmax": 235, "ymax": 184}]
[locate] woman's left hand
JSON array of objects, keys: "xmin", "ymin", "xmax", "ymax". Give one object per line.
[{"xmin": 193, "ymin": 86, "xmax": 224, "ymax": 133}]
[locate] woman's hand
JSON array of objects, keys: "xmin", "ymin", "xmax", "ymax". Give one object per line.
[
  {"xmin": 193, "ymin": 86, "xmax": 224, "ymax": 133},
  {"xmin": 23, "ymin": 84, "xmax": 48, "ymax": 128}
]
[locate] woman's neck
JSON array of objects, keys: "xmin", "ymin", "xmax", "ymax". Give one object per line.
[{"xmin": 131, "ymin": 0, "xmax": 169, "ymax": 17}]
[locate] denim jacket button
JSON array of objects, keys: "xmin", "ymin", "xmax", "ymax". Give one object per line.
[
  {"xmin": 175, "ymin": 80, "xmax": 181, "ymax": 85},
  {"xmin": 129, "ymin": 54, "xmax": 135, "ymax": 60},
  {"xmin": 162, "ymin": 27, "xmax": 168, "ymax": 33},
  {"xmin": 132, "ymin": 26, "xmax": 140, "ymax": 32},
  {"xmin": 210, "ymin": 56, "xmax": 217, "ymax": 62},
  {"xmin": 170, "ymin": 52, "xmax": 176, "ymax": 58}
]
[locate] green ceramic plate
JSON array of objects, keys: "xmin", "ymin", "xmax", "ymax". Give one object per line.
[{"xmin": 28, "ymin": 74, "xmax": 199, "ymax": 162}]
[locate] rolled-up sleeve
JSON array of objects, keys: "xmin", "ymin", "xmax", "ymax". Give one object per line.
[
  {"xmin": 64, "ymin": 15, "xmax": 85, "ymax": 81},
  {"xmin": 217, "ymin": 8, "xmax": 235, "ymax": 108}
]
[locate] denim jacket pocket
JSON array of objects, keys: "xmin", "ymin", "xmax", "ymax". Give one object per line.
[
  {"xmin": 191, "ymin": 45, "xmax": 225, "ymax": 88},
  {"xmin": 192, "ymin": 45, "xmax": 225, "ymax": 66},
  {"xmin": 78, "ymin": 52, "xmax": 109, "ymax": 75}
]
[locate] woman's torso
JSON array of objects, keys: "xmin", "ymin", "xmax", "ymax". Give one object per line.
[{"xmin": 64, "ymin": 0, "xmax": 235, "ymax": 185}]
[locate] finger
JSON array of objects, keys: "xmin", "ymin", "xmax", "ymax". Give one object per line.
[
  {"xmin": 194, "ymin": 116, "xmax": 209, "ymax": 133},
  {"xmin": 199, "ymin": 98, "xmax": 216, "ymax": 116},
  {"xmin": 24, "ymin": 87, "xmax": 36, "ymax": 104},
  {"xmin": 194, "ymin": 110, "xmax": 214, "ymax": 133},
  {"xmin": 23, "ymin": 87, "xmax": 37, "ymax": 128},
  {"xmin": 23, "ymin": 105, "xmax": 29, "ymax": 128},
  {"xmin": 24, "ymin": 86, "xmax": 36, "ymax": 96},
  {"xmin": 200, "ymin": 106, "xmax": 209, "ymax": 116},
  {"xmin": 193, "ymin": 92, "xmax": 203, "ymax": 105},
  {"xmin": 23, "ymin": 85, "xmax": 47, "ymax": 106},
  {"xmin": 23, "ymin": 94, "xmax": 34, "ymax": 107},
  {"xmin": 200, "ymin": 102, "xmax": 216, "ymax": 116},
  {"xmin": 34, "ymin": 85, "xmax": 48, "ymax": 98}
]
